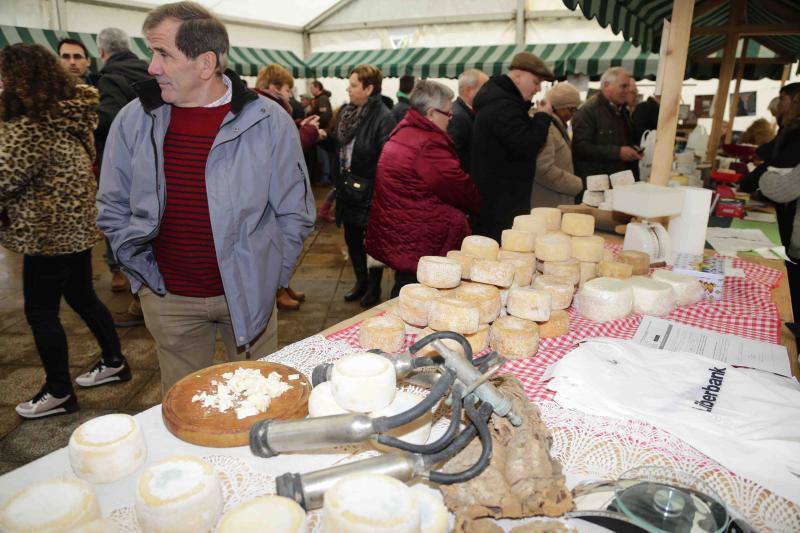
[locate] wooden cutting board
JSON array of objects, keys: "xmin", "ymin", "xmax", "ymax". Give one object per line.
[{"xmin": 162, "ymin": 361, "xmax": 310, "ymax": 447}]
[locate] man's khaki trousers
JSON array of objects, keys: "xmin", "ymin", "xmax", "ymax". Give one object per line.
[{"xmin": 139, "ymin": 288, "xmax": 278, "ymax": 395}]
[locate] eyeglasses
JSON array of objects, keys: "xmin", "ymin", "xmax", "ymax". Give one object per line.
[
  {"xmin": 61, "ymin": 53, "xmax": 86, "ymax": 61},
  {"xmin": 432, "ymin": 108, "xmax": 453, "ymax": 119}
]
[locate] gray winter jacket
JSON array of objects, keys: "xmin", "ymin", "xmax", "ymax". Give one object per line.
[{"xmin": 97, "ymin": 71, "xmax": 315, "ymax": 346}]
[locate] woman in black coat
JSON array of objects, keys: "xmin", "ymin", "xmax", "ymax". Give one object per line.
[{"xmin": 334, "ymin": 64, "xmax": 396, "ymax": 306}]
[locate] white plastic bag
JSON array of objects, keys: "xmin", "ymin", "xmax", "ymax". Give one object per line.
[
  {"xmin": 638, "ymin": 129, "xmax": 656, "ymax": 181},
  {"xmin": 685, "ymin": 125, "xmax": 709, "ymax": 156}
]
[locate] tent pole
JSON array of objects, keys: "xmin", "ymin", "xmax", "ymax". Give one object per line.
[
  {"xmin": 516, "ymin": 0, "xmax": 525, "ymax": 47},
  {"xmin": 705, "ymin": 31, "xmax": 739, "ymax": 164},
  {"xmin": 726, "ymin": 37, "xmax": 748, "ymax": 144},
  {"xmin": 649, "ymin": 0, "xmax": 695, "ymax": 186},
  {"xmin": 780, "ymin": 64, "xmax": 790, "ymax": 88}
]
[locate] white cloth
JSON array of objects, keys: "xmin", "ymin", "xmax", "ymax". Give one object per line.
[
  {"xmin": 545, "ymin": 339, "xmax": 800, "ymax": 505},
  {"xmin": 204, "ymin": 74, "xmax": 232, "ymax": 108}
]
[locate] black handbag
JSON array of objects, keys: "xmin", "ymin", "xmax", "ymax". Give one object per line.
[{"xmin": 338, "ymin": 171, "xmax": 373, "ymax": 204}]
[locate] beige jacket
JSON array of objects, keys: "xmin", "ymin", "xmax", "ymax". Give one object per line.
[{"xmin": 531, "ymin": 116, "xmax": 584, "ymax": 208}]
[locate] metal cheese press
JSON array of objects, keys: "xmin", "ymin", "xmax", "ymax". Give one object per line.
[{"xmin": 248, "ymin": 330, "xmax": 523, "ymax": 510}]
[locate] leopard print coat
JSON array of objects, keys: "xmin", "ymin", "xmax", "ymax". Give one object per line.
[{"xmin": 0, "ymin": 84, "xmax": 103, "ymax": 256}]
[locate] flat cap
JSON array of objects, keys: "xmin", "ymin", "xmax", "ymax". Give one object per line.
[
  {"xmin": 548, "ymin": 82, "xmax": 581, "ymax": 109},
  {"xmin": 509, "ymin": 52, "xmax": 555, "ymax": 81}
]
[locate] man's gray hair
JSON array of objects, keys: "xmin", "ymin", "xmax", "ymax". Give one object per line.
[
  {"xmin": 600, "ymin": 66, "xmax": 628, "ymax": 87},
  {"xmin": 97, "ymin": 27, "xmax": 130, "ymax": 55},
  {"xmin": 458, "ymin": 68, "xmax": 486, "ymax": 93},
  {"xmin": 768, "ymin": 96, "xmax": 780, "ymax": 114},
  {"xmin": 410, "ymin": 80, "xmax": 455, "ymax": 116}
]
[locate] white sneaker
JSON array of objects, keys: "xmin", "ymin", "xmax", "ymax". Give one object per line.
[
  {"xmin": 15, "ymin": 388, "xmax": 79, "ymax": 419},
  {"xmin": 75, "ymin": 359, "xmax": 132, "ymax": 388}
]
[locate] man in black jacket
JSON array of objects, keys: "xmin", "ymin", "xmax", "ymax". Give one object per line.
[
  {"xmin": 471, "ymin": 53, "xmax": 553, "ymax": 240},
  {"xmin": 448, "ymin": 68, "xmax": 488, "ymax": 173}
]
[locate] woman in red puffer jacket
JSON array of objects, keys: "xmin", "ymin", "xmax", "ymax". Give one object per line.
[{"xmin": 366, "ymin": 80, "xmax": 481, "ymax": 298}]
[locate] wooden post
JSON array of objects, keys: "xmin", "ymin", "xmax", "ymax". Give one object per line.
[
  {"xmin": 649, "ymin": 0, "xmax": 695, "ymax": 186},
  {"xmin": 726, "ymin": 37, "xmax": 748, "ymax": 144},
  {"xmin": 515, "ymin": 0, "xmax": 526, "ymax": 47},
  {"xmin": 705, "ymin": 32, "xmax": 739, "ymax": 164},
  {"xmin": 781, "ymin": 64, "xmax": 790, "ymax": 88}
]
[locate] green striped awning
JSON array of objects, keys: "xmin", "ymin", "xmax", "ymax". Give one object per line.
[{"xmin": 1, "ymin": 25, "xmax": 310, "ymax": 79}]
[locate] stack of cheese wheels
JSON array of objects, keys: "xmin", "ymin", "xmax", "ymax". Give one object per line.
[
  {"xmin": 571, "ymin": 235, "xmax": 605, "ymax": 263},
  {"xmin": 416, "ymin": 324, "xmax": 491, "ymax": 356},
  {"xmin": 541, "ymin": 258, "xmax": 580, "ymax": 286},
  {"xmin": 506, "ymin": 287, "xmax": 551, "ymax": 322},
  {"xmin": 512, "ymin": 214, "xmax": 547, "ymax": 241},
  {"xmin": 618, "ymin": 250, "xmax": 651, "ymax": 275},
  {"xmin": 461, "ymin": 235, "xmax": 499, "ymax": 260},
  {"xmin": 321, "ymin": 473, "xmax": 420, "ymax": 533},
  {"xmin": 428, "ymin": 297, "xmax": 480, "ymax": 334},
  {"xmin": 69, "ymin": 413, "xmax": 147, "ymax": 484},
  {"xmin": 575, "ymin": 277, "xmax": 634, "ymax": 322},
  {"xmin": 579, "ymin": 261, "xmax": 598, "ymax": 286},
  {"xmin": 490, "ymin": 315, "xmax": 540, "ymax": 359},
  {"xmin": 501, "ymin": 229, "xmax": 535, "ymax": 252},
  {"xmin": 307, "ymin": 381, "xmax": 349, "ymax": 417},
  {"xmin": 598, "ymin": 260, "xmax": 633, "ymax": 279},
  {"xmin": 535, "ymin": 232, "xmax": 571, "ymax": 262},
  {"xmin": 416, "ymin": 256, "xmax": 461, "ymax": 289},
  {"xmin": 532, "ymin": 275, "xmax": 575, "ymax": 310},
  {"xmin": 359, "ymin": 314, "xmax": 406, "ymax": 353},
  {"xmin": 0, "ymin": 478, "xmax": 101, "ymax": 532},
  {"xmin": 469, "ymin": 260, "xmax": 515, "ymax": 288},
  {"xmin": 218, "ymin": 495, "xmax": 307, "ymax": 533},
  {"xmin": 561, "ymin": 213, "xmax": 595, "ymax": 237},
  {"xmin": 445, "ymin": 250, "xmax": 476, "ymax": 280},
  {"xmin": 586, "ymin": 174, "xmax": 610, "ymax": 191},
  {"xmin": 135, "ymin": 455, "xmax": 223, "ymax": 533},
  {"xmin": 497, "ymin": 249, "xmax": 536, "ymax": 286},
  {"xmin": 331, "ymin": 351, "xmax": 396, "ymax": 413},
  {"xmin": 398, "ymin": 284, "xmax": 440, "ymax": 327},
  {"xmin": 370, "ymin": 390, "xmax": 433, "ymax": 452},
  {"xmin": 453, "ymin": 282, "xmax": 501, "ymax": 323},
  {"xmin": 652, "ymin": 269, "xmax": 705, "ymax": 306},
  {"xmin": 531, "ymin": 207, "xmax": 562, "ymax": 231},
  {"xmin": 628, "ymin": 276, "xmax": 677, "ymax": 316}
]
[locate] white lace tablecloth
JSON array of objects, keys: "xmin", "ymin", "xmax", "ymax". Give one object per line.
[{"xmin": 0, "ymin": 335, "xmax": 797, "ymax": 532}]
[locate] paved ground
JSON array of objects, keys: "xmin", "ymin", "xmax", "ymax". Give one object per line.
[{"xmin": 0, "ymin": 184, "xmax": 391, "ymax": 474}]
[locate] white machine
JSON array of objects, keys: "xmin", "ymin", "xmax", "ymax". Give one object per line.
[{"xmin": 612, "ymin": 183, "xmax": 684, "ymax": 263}]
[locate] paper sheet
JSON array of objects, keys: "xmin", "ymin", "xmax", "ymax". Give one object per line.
[
  {"xmin": 744, "ymin": 212, "xmax": 777, "ymax": 223},
  {"xmin": 705, "ymin": 227, "xmax": 786, "ymax": 259},
  {"xmin": 632, "ymin": 316, "xmax": 791, "ymax": 377}
]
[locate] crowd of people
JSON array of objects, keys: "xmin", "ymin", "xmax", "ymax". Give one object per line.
[{"xmin": 2, "ymin": 0, "xmax": 798, "ymax": 420}]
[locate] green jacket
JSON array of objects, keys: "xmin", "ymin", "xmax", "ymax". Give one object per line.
[{"xmin": 571, "ymin": 93, "xmax": 636, "ymax": 180}]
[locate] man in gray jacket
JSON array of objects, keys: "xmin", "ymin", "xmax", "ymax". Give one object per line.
[{"xmin": 97, "ymin": 1, "xmax": 315, "ymax": 393}]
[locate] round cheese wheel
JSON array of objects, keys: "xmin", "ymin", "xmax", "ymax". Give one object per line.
[
  {"xmin": 469, "ymin": 260, "xmax": 515, "ymax": 288},
  {"xmin": 308, "ymin": 381, "xmax": 349, "ymax": 417},
  {"xmin": 135, "ymin": 455, "xmax": 223, "ymax": 533},
  {"xmin": 532, "ymin": 274, "xmax": 575, "ymax": 310},
  {"xmin": 69, "ymin": 413, "xmax": 147, "ymax": 484},
  {"xmin": 561, "ymin": 213, "xmax": 595, "ymax": 237},
  {"xmin": 498, "ymin": 255, "xmax": 535, "ymax": 287},
  {"xmin": 597, "ymin": 260, "xmax": 633, "ymax": 279},
  {"xmin": 0, "ymin": 478, "xmax": 100, "ymax": 533},
  {"xmin": 512, "ymin": 214, "xmax": 547, "ymax": 240},
  {"xmin": 618, "ymin": 250, "xmax": 651, "ymax": 275},
  {"xmin": 370, "ymin": 391, "xmax": 433, "ymax": 453},
  {"xmin": 321, "ymin": 473, "xmax": 419, "ymax": 533},
  {"xmin": 218, "ymin": 495, "xmax": 307, "ymax": 533},
  {"xmin": 534, "ymin": 232, "xmax": 571, "ymax": 262},
  {"xmin": 453, "ymin": 281, "xmax": 501, "ymax": 323},
  {"xmin": 579, "ymin": 261, "xmax": 598, "ymax": 286},
  {"xmin": 506, "ymin": 287, "xmax": 552, "ymax": 322},
  {"xmin": 542, "ymin": 258, "xmax": 580, "ymax": 286},
  {"xmin": 497, "ymin": 249, "xmax": 536, "ymax": 269},
  {"xmin": 73, "ymin": 518, "xmax": 119, "ymax": 532},
  {"xmin": 446, "ymin": 250, "xmax": 476, "ymax": 280},
  {"xmin": 530, "ymin": 207, "xmax": 562, "ymax": 231},
  {"xmin": 331, "ymin": 352, "xmax": 397, "ymax": 413},
  {"xmin": 651, "ymin": 269, "xmax": 705, "ymax": 306},
  {"xmin": 571, "ymin": 235, "xmax": 605, "ymax": 263},
  {"xmin": 501, "ymin": 229, "xmax": 535, "ymax": 252},
  {"xmin": 629, "ymin": 276, "xmax": 677, "ymax": 317},
  {"xmin": 586, "ymin": 174, "xmax": 610, "ymax": 191},
  {"xmin": 575, "ymin": 277, "xmax": 633, "ymax": 322},
  {"xmin": 461, "ymin": 235, "xmax": 499, "ymax": 260},
  {"xmin": 410, "ymin": 485, "xmax": 448, "ymax": 533},
  {"xmin": 490, "ymin": 316, "xmax": 540, "ymax": 360},
  {"xmin": 416, "ymin": 324, "xmax": 490, "ymax": 357},
  {"xmin": 428, "ymin": 297, "xmax": 480, "ymax": 334},
  {"xmin": 359, "ymin": 314, "xmax": 406, "ymax": 353},
  {"xmin": 416, "ymin": 256, "xmax": 462, "ymax": 289},
  {"xmin": 398, "ymin": 284, "xmax": 441, "ymax": 327},
  {"xmin": 538, "ymin": 309, "xmax": 570, "ymax": 338}
]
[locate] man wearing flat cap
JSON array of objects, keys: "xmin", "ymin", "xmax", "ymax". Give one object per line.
[{"xmin": 471, "ymin": 52, "xmax": 554, "ymax": 240}]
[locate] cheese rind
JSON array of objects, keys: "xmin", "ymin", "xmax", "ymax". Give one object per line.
[
  {"xmin": 497, "ymin": 251, "xmax": 536, "ymax": 286},
  {"xmin": 618, "ymin": 250, "xmax": 651, "ymax": 275},
  {"xmin": 651, "ymin": 269, "xmax": 705, "ymax": 306},
  {"xmin": 610, "ymin": 170, "xmax": 635, "ymax": 188},
  {"xmin": 428, "ymin": 297, "xmax": 480, "ymax": 334},
  {"xmin": 398, "ymin": 284, "xmax": 440, "ymax": 327},
  {"xmin": 308, "ymin": 381, "xmax": 349, "ymax": 418},
  {"xmin": 582, "ymin": 190, "xmax": 604, "ymax": 207},
  {"xmin": 331, "ymin": 352, "xmax": 396, "ymax": 413},
  {"xmin": 321, "ymin": 473, "xmax": 419, "ymax": 533},
  {"xmin": 534, "ymin": 232, "xmax": 572, "ymax": 262},
  {"xmin": 537, "ymin": 309, "xmax": 570, "ymax": 338},
  {"xmin": 541, "ymin": 258, "xmax": 580, "ymax": 286},
  {"xmin": 501, "ymin": 229, "xmax": 535, "ymax": 252},
  {"xmin": 530, "ymin": 207, "xmax": 562, "ymax": 230},
  {"xmin": 571, "ymin": 235, "xmax": 605, "ymax": 263},
  {"xmin": 461, "ymin": 235, "xmax": 499, "ymax": 260},
  {"xmin": 586, "ymin": 174, "xmax": 610, "ymax": 191},
  {"xmin": 512, "ymin": 214, "xmax": 547, "ymax": 240},
  {"xmin": 218, "ymin": 495, "xmax": 308, "ymax": 533},
  {"xmin": 69, "ymin": 413, "xmax": 147, "ymax": 484},
  {"xmin": 453, "ymin": 281, "xmax": 501, "ymax": 323},
  {"xmin": 446, "ymin": 250, "xmax": 476, "ymax": 280},
  {"xmin": 629, "ymin": 276, "xmax": 677, "ymax": 316},
  {"xmin": 507, "ymin": 287, "xmax": 552, "ymax": 322},
  {"xmin": 0, "ymin": 478, "xmax": 101, "ymax": 533},
  {"xmin": 416, "ymin": 325, "xmax": 490, "ymax": 357},
  {"xmin": 410, "ymin": 485, "xmax": 449, "ymax": 533},
  {"xmin": 135, "ymin": 455, "xmax": 223, "ymax": 533},
  {"xmin": 575, "ymin": 277, "xmax": 633, "ymax": 322},
  {"xmin": 416, "ymin": 256, "xmax": 462, "ymax": 289},
  {"xmin": 532, "ymin": 274, "xmax": 575, "ymax": 310},
  {"xmin": 561, "ymin": 213, "xmax": 595, "ymax": 237},
  {"xmin": 359, "ymin": 314, "xmax": 406, "ymax": 353},
  {"xmin": 579, "ymin": 261, "xmax": 598, "ymax": 286},
  {"xmin": 490, "ymin": 316, "xmax": 540, "ymax": 360},
  {"xmin": 469, "ymin": 260, "xmax": 515, "ymax": 288},
  {"xmin": 597, "ymin": 260, "xmax": 633, "ymax": 279}
]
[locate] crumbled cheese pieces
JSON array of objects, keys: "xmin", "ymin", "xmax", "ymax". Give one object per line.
[
  {"xmin": 575, "ymin": 277, "xmax": 633, "ymax": 322},
  {"xmin": 571, "ymin": 235, "xmax": 605, "ymax": 262},
  {"xmin": 618, "ymin": 250, "xmax": 651, "ymax": 275},
  {"xmin": 586, "ymin": 174, "xmax": 610, "ymax": 191},
  {"xmin": 535, "ymin": 232, "xmax": 572, "ymax": 262},
  {"xmin": 530, "ymin": 207, "xmax": 562, "ymax": 230},
  {"xmin": 561, "ymin": 213, "xmax": 595, "ymax": 237},
  {"xmin": 461, "ymin": 235, "xmax": 499, "ymax": 260},
  {"xmin": 191, "ymin": 368, "xmax": 291, "ymax": 420},
  {"xmin": 416, "ymin": 256, "xmax": 462, "ymax": 289}
]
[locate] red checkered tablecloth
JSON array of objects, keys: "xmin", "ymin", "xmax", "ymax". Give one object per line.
[{"xmin": 326, "ymin": 244, "xmax": 784, "ymax": 403}]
